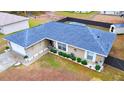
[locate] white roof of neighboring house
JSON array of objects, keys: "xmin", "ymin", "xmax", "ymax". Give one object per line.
[{"xmin": 0, "ymin": 12, "xmax": 29, "ymax": 26}]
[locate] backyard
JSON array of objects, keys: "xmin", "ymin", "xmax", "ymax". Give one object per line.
[
  {"xmin": 0, "ymin": 53, "xmax": 124, "ymax": 81},
  {"xmin": 55, "ymin": 11, "xmax": 98, "ymax": 19}
]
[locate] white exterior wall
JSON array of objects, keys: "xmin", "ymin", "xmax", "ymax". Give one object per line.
[
  {"xmin": 101, "ymin": 11, "xmax": 121, "ymax": 15},
  {"xmin": 1, "ymin": 20, "xmax": 29, "ymax": 34},
  {"xmin": 113, "ymin": 28, "xmax": 124, "ymax": 34},
  {"xmin": 10, "ymin": 42, "xmax": 26, "ymax": 56},
  {"xmin": 109, "ymin": 25, "xmax": 124, "ymax": 34}
]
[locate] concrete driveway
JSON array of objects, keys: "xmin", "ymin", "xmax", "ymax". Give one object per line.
[{"xmin": 0, "ymin": 51, "xmax": 23, "ymax": 72}]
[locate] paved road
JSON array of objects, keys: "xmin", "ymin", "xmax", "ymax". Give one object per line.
[{"xmin": 105, "ymin": 56, "xmax": 124, "ymax": 71}]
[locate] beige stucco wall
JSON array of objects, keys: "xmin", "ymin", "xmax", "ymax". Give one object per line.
[
  {"xmin": 68, "ymin": 45, "xmax": 105, "ymax": 62},
  {"xmin": 96, "ymin": 54, "xmax": 105, "ymax": 62},
  {"xmin": 26, "ymin": 39, "xmax": 49, "ymax": 56},
  {"xmin": 68, "ymin": 45, "xmax": 85, "ymax": 58}
]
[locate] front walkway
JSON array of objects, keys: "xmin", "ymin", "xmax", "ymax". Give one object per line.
[{"xmin": 0, "ymin": 51, "xmax": 24, "ymax": 72}]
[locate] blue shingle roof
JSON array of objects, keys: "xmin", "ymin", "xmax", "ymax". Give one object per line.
[
  {"xmin": 113, "ymin": 23, "xmax": 124, "ymax": 28},
  {"xmin": 5, "ymin": 22, "xmax": 116, "ymax": 57}
]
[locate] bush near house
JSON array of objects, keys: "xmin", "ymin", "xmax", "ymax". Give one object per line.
[
  {"xmin": 71, "ymin": 56, "xmax": 76, "ymax": 61},
  {"xmin": 95, "ymin": 64, "xmax": 101, "ymax": 71},
  {"xmin": 24, "ymin": 55, "xmax": 29, "ymax": 59},
  {"xmin": 68, "ymin": 54, "xmax": 76, "ymax": 61},
  {"xmin": 58, "ymin": 51, "xmax": 76, "ymax": 61},
  {"xmin": 81, "ymin": 60, "xmax": 87, "ymax": 65},
  {"xmin": 58, "ymin": 51, "xmax": 69, "ymax": 58},
  {"xmin": 77, "ymin": 57, "xmax": 82, "ymax": 63},
  {"xmin": 50, "ymin": 48, "xmax": 57, "ymax": 53},
  {"xmin": 58, "ymin": 51, "xmax": 63, "ymax": 55},
  {"xmin": 5, "ymin": 46, "xmax": 10, "ymax": 50}
]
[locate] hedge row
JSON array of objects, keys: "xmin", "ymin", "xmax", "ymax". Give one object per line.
[
  {"xmin": 50, "ymin": 48, "xmax": 57, "ymax": 53},
  {"xmin": 50, "ymin": 48, "xmax": 101, "ymax": 71},
  {"xmin": 50, "ymin": 48, "xmax": 87, "ymax": 65},
  {"xmin": 58, "ymin": 51, "xmax": 76, "ymax": 61}
]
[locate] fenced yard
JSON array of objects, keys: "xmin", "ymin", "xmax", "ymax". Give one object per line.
[{"xmin": 0, "ymin": 53, "xmax": 124, "ymax": 81}]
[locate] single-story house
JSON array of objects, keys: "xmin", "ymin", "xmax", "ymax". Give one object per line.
[
  {"xmin": 109, "ymin": 23, "xmax": 124, "ymax": 34},
  {"xmin": 5, "ymin": 21, "xmax": 116, "ymax": 71},
  {"xmin": 0, "ymin": 12, "xmax": 29, "ymax": 34}
]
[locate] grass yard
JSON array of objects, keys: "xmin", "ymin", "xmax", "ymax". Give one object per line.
[
  {"xmin": 55, "ymin": 11, "xmax": 98, "ymax": 19},
  {"xmin": 0, "ymin": 33, "xmax": 7, "ymax": 54},
  {"xmin": 110, "ymin": 35, "xmax": 124, "ymax": 60},
  {"xmin": 0, "ymin": 53, "xmax": 124, "ymax": 81},
  {"xmin": 29, "ymin": 18, "xmax": 48, "ymax": 28}
]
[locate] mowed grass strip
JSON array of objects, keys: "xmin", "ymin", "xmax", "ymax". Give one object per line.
[
  {"xmin": 36, "ymin": 53, "xmax": 124, "ymax": 81},
  {"xmin": 55, "ymin": 11, "xmax": 98, "ymax": 19},
  {"xmin": 29, "ymin": 18, "xmax": 49, "ymax": 28}
]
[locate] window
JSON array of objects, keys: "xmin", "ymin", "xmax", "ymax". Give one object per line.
[
  {"xmin": 86, "ymin": 51, "xmax": 95, "ymax": 61},
  {"xmin": 58, "ymin": 42, "xmax": 66, "ymax": 51}
]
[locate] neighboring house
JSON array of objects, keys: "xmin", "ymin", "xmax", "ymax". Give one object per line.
[
  {"xmin": 74, "ymin": 11, "xmax": 92, "ymax": 13},
  {"xmin": 0, "ymin": 12, "xmax": 29, "ymax": 34},
  {"xmin": 109, "ymin": 23, "xmax": 124, "ymax": 34},
  {"xmin": 5, "ymin": 22, "xmax": 116, "ymax": 71},
  {"xmin": 100, "ymin": 11, "xmax": 124, "ymax": 17}
]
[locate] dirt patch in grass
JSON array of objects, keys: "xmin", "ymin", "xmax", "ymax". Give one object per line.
[
  {"xmin": 0, "ymin": 53, "xmax": 124, "ymax": 81},
  {"xmin": 92, "ymin": 14, "xmax": 124, "ymax": 23},
  {"xmin": 110, "ymin": 35, "xmax": 124, "ymax": 60}
]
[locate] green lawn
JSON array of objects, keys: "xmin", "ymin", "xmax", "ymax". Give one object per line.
[
  {"xmin": 29, "ymin": 18, "xmax": 49, "ymax": 28},
  {"xmin": 0, "ymin": 33, "xmax": 7, "ymax": 53},
  {"xmin": 55, "ymin": 11, "xmax": 98, "ymax": 19},
  {"xmin": 37, "ymin": 53, "xmax": 124, "ymax": 81},
  {"xmin": 0, "ymin": 53, "xmax": 124, "ymax": 80}
]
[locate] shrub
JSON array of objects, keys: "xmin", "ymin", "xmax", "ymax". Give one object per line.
[
  {"xmin": 62, "ymin": 52, "xmax": 67, "ymax": 57},
  {"xmin": 71, "ymin": 56, "xmax": 76, "ymax": 61},
  {"xmin": 95, "ymin": 64, "xmax": 101, "ymax": 71},
  {"xmin": 81, "ymin": 60, "xmax": 87, "ymax": 65},
  {"xmin": 65, "ymin": 54, "xmax": 70, "ymax": 58},
  {"xmin": 50, "ymin": 48, "xmax": 57, "ymax": 53},
  {"xmin": 77, "ymin": 57, "xmax": 81, "ymax": 62},
  {"xmin": 58, "ymin": 51, "xmax": 63, "ymax": 56},
  {"xmin": 24, "ymin": 55, "xmax": 28, "ymax": 59},
  {"xmin": 5, "ymin": 46, "xmax": 10, "ymax": 49},
  {"xmin": 68, "ymin": 54, "xmax": 76, "ymax": 61}
]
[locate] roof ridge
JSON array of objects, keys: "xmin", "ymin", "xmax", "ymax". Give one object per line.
[
  {"xmin": 24, "ymin": 29, "xmax": 29, "ymax": 46},
  {"xmin": 88, "ymin": 27, "xmax": 106, "ymax": 54}
]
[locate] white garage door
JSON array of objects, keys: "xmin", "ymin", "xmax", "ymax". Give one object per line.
[{"xmin": 10, "ymin": 42, "xmax": 26, "ymax": 56}]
